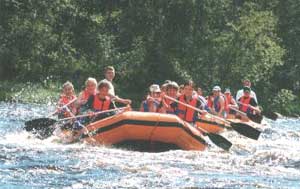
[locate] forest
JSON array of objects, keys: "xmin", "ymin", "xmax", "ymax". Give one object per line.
[{"xmin": 0, "ymin": 0, "xmax": 299, "ymax": 115}]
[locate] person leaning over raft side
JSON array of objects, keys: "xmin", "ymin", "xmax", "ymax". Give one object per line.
[
  {"xmin": 237, "ymin": 86, "xmax": 261, "ymax": 121},
  {"xmin": 236, "ymin": 79, "xmax": 258, "ymax": 103},
  {"xmin": 169, "ymin": 80, "xmax": 204, "ymax": 124},
  {"xmin": 57, "ymin": 81, "xmax": 77, "ymax": 118},
  {"xmin": 100, "ymin": 66, "xmax": 131, "ymax": 105},
  {"xmin": 211, "ymin": 86, "xmax": 227, "ymax": 118},
  {"xmin": 160, "ymin": 81, "xmax": 179, "ymax": 114},
  {"xmin": 140, "ymin": 84, "xmax": 162, "ymax": 113},
  {"xmin": 80, "ymin": 81, "xmax": 116, "ymax": 123},
  {"xmin": 76, "ymin": 77, "xmax": 97, "ymax": 107}
]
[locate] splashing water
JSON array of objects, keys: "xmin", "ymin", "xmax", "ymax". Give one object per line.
[{"xmin": 0, "ymin": 102, "xmax": 300, "ymax": 188}]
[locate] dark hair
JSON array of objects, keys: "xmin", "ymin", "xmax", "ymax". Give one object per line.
[
  {"xmin": 97, "ymin": 81, "xmax": 110, "ymax": 90},
  {"xmin": 183, "ymin": 80, "xmax": 195, "ymax": 88}
]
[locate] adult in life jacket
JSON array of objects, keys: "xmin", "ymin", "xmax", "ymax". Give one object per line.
[
  {"xmin": 170, "ymin": 80, "xmax": 204, "ymax": 123},
  {"xmin": 236, "ymin": 79, "xmax": 258, "ymax": 103},
  {"xmin": 81, "ymin": 80, "xmax": 116, "ymax": 123},
  {"xmin": 224, "ymin": 88, "xmax": 238, "ymax": 118},
  {"xmin": 160, "ymin": 81, "xmax": 179, "ymax": 114},
  {"xmin": 211, "ymin": 86, "xmax": 227, "ymax": 118},
  {"xmin": 76, "ymin": 77, "xmax": 97, "ymax": 107},
  {"xmin": 238, "ymin": 86, "xmax": 261, "ymax": 120},
  {"xmin": 57, "ymin": 81, "xmax": 77, "ymax": 118},
  {"xmin": 140, "ymin": 84, "xmax": 162, "ymax": 112}
]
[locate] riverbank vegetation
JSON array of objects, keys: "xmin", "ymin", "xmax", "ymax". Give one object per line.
[{"xmin": 0, "ymin": 0, "xmax": 299, "ymax": 116}]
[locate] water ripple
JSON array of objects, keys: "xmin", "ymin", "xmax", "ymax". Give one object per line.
[{"xmin": 0, "ymin": 102, "xmax": 300, "ymax": 188}]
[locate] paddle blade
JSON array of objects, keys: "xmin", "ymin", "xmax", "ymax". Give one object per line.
[
  {"xmin": 230, "ymin": 122, "xmax": 261, "ymax": 140},
  {"xmin": 24, "ymin": 118, "xmax": 57, "ymax": 131},
  {"xmin": 247, "ymin": 113, "xmax": 263, "ymax": 124},
  {"xmin": 262, "ymin": 111, "xmax": 278, "ymax": 121},
  {"xmin": 207, "ymin": 133, "xmax": 232, "ymax": 151}
]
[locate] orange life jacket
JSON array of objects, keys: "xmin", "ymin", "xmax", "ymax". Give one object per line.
[
  {"xmin": 92, "ymin": 95, "xmax": 111, "ymax": 111},
  {"xmin": 177, "ymin": 95, "xmax": 198, "ymax": 122},
  {"xmin": 58, "ymin": 95, "xmax": 76, "ymax": 117},
  {"xmin": 239, "ymin": 96, "xmax": 251, "ymax": 113},
  {"xmin": 59, "ymin": 95, "xmax": 76, "ymax": 106},
  {"xmin": 81, "ymin": 89, "xmax": 96, "ymax": 101}
]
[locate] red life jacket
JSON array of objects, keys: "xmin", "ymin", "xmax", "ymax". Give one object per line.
[
  {"xmin": 177, "ymin": 95, "xmax": 198, "ymax": 122},
  {"xmin": 81, "ymin": 89, "xmax": 96, "ymax": 101},
  {"xmin": 58, "ymin": 95, "xmax": 76, "ymax": 117},
  {"xmin": 239, "ymin": 96, "xmax": 251, "ymax": 112},
  {"xmin": 225, "ymin": 94, "xmax": 232, "ymax": 113},
  {"xmin": 92, "ymin": 95, "xmax": 111, "ymax": 111},
  {"xmin": 59, "ymin": 95, "xmax": 76, "ymax": 107},
  {"xmin": 207, "ymin": 96, "xmax": 213, "ymax": 108}
]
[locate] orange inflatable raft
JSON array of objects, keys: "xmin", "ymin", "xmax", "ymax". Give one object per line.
[
  {"xmin": 196, "ymin": 114, "xmax": 227, "ymax": 134},
  {"xmin": 76, "ymin": 111, "xmax": 208, "ymax": 151}
]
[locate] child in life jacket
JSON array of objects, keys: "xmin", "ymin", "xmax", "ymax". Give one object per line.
[{"xmin": 57, "ymin": 81, "xmax": 77, "ymax": 118}]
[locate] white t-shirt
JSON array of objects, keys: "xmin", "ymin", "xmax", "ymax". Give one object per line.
[
  {"xmin": 101, "ymin": 79, "xmax": 115, "ymax": 96},
  {"xmin": 236, "ymin": 89, "xmax": 257, "ymax": 103}
]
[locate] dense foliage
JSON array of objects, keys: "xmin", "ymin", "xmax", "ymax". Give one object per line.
[{"xmin": 0, "ymin": 0, "xmax": 299, "ymax": 115}]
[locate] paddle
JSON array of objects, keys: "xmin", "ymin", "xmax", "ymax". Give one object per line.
[
  {"xmin": 25, "ymin": 107, "xmax": 127, "ymax": 132},
  {"xmin": 237, "ymin": 102, "xmax": 278, "ymax": 121},
  {"xmin": 229, "ymin": 106, "xmax": 263, "ymax": 124},
  {"xmin": 164, "ymin": 95, "xmax": 261, "ymax": 140},
  {"xmin": 24, "ymin": 97, "xmax": 77, "ymax": 131},
  {"xmin": 195, "ymin": 123, "xmax": 232, "ymax": 151}
]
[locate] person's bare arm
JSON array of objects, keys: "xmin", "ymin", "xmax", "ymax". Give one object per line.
[{"xmin": 218, "ymin": 97, "xmax": 225, "ymax": 117}]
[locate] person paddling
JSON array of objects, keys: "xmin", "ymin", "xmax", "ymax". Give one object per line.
[
  {"xmin": 81, "ymin": 81, "xmax": 117, "ymax": 122},
  {"xmin": 169, "ymin": 80, "xmax": 204, "ymax": 124},
  {"xmin": 140, "ymin": 84, "xmax": 162, "ymax": 112},
  {"xmin": 76, "ymin": 77, "xmax": 97, "ymax": 107},
  {"xmin": 160, "ymin": 81, "xmax": 179, "ymax": 114},
  {"xmin": 236, "ymin": 79, "xmax": 258, "ymax": 103},
  {"xmin": 57, "ymin": 81, "xmax": 77, "ymax": 118},
  {"xmin": 100, "ymin": 66, "xmax": 131, "ymax": 105},
  {"xmin": 224, "ymin": 88, "xmax": 238, "ymax": 118},
  {"xmin": 238, "ymin": 86, "xmax": 261, "ymax": 121},
  {"xmin": 211, "ymin": 86, "xmax": 227, "ymax": 118}
]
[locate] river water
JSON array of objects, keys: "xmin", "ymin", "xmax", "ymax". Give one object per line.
[{"xmin": 0, "ymin": 102, "xmax": 299, "ymax": 188}]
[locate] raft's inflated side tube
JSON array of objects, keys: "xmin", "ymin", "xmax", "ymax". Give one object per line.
[
  {"xmin": 82, "ymin": 111, "xmax": 208, "ymax": 151},
  {"xmin": 227, "ymin": 118, "xmax": 263, "ymax": 129},
  {"xmin": 196, "ymin": 117, "xmax": 226, "ymax": 134}
]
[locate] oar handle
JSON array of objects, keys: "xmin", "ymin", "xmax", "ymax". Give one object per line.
[
  {"xmin": 58, "ymin": 107, "xmax": 128, "ymax": 121},
  {"xmin": 163, "ymin": 95, "xmax": 230, "ymax": 125}
]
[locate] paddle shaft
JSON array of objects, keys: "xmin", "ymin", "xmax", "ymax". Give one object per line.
[
  {"xmin": 237, "ymin": 101, "xmax": 261, "ymax": 113},
  {"xmin": 47, "ymin": 97, "xmax": 77, "ymax": 117},
  {"xmin": 164, "ymin": 95, "xmax": 231, "ymax": 126},
  {"xmin": 58, "ymin": 107, "xmax": 127, "ymax": 122},
  {"xmin": 229, "ymin": 106, "xmax": 247, "ymax": 116},
  {"xmin": 164, "ymin": 95, "xmax": 261, "ymax": 140}
]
